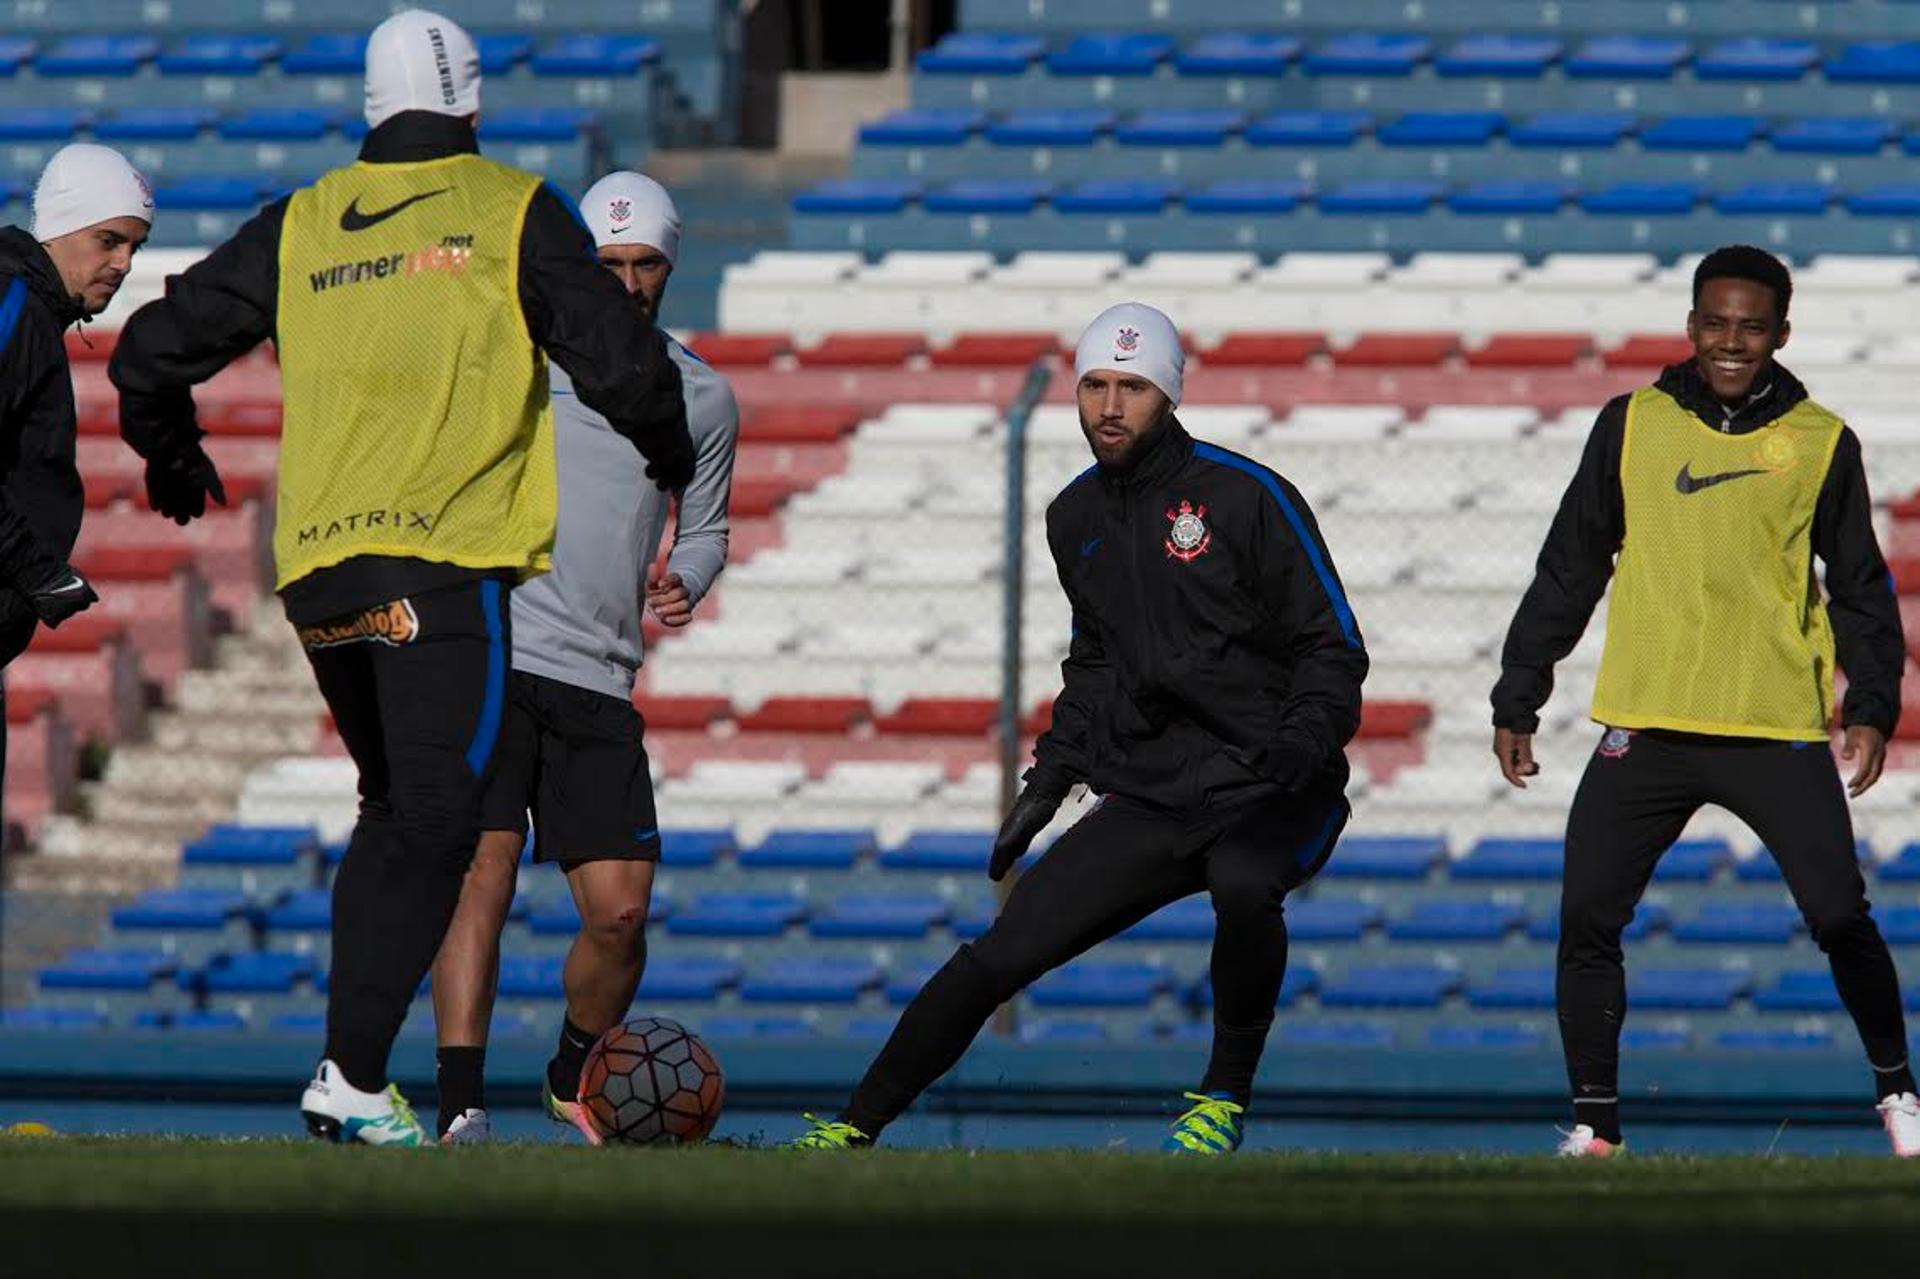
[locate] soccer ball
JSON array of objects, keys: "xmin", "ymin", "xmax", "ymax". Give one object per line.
[{"xmin": 578, "ymin": 1016, "xmax": 725, "ymax": 1145}]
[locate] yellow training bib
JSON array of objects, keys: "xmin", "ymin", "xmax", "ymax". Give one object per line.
[
  {"xmin": 1591, "ymin": 384, "xmax": 1843, "ymax": 740},
  {"xmin": 273, "ymin": 154, "xmax": 557, "ymax": 590}
]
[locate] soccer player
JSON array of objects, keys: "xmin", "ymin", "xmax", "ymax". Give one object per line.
[
  {"xmin": 108, "ymin": 11, "xmax": 693, "ymax": 1146},
  {"xmin": 427, "ymin": 172, "xmax": 738, "ymax": 1145},
  {"xmin": 1492, "ymin": 245, "xmax": 1920, "ymax": 1158},
  {"xmin": 789, "ymin": 303, "xmax": 1368, "ymax": 1154},
  {"xmin": 0, "ymin": 144, "xmax": 150, "ymax": 790}
]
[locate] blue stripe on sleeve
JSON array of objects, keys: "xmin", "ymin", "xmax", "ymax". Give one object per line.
[
  {"xmin": 0, "ymin": 277, "xmax": 29, "ymax": 362},
  {"xmin": 465, "ymin": 580, "xmax": 507, "ymax": 776},
  {"xmin": 1192, "ymin": 441, "xmax": 1361, "ymax": 649}
]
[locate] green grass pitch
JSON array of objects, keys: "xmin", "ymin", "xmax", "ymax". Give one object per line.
[{"xmin": 4, "ymin": 1138, "xmax": 1920, "ymax": 1275}]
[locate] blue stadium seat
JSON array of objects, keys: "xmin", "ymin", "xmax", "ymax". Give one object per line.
[
  {"xmin": 1054, "ymin": 180, "xmax": 1177, "ymax": 213},
  {"xmin": 281, "ymin": 35, "xmax": 367, "ymax": 76},
  {"xmin": 1672, "ymin": 902, "xmax": 1802, "ymax": 945},
  {"xmin": 667, "ymin": 892, "xmax": 806, "ymax": 938},
  {"xmin": 187, "ymin": 825, "xmax": 318, "ymax": 861},
  {"xmin": 1245, "ymin": 111, "xmax": 1369, "ymax": 148},
  {"xmin": 1318, "ymin": 965, "xmax": 1459, "ymax": 1009},
  {"xmin": 0, "ymin": 180, "xmax": 21, "ymax": 207},
  {"xmin": 1565, "ymin": 36, "xmax": 1689, "ymax": 80},
  {"xmin": 1628, "ymin": 968, "xmax": 1749, "ymax": 1010},
  {"xmin": 948, "ymin": 903, "xmax": 995, "ymax": 939},
  {"xmin": 196, "ymin": 952, "xmax": 312, "ymax": 995},
  {"xmin": 260, "ymin": 889, "xmax": 329, "ymax": 935},
  {"xmin": 1877, "ymin": 905, "xmax": 1920, "ymax": 945},
  {"xmin": 1428, "ymin": 1024, "xmax": 1547, "ymax": 1051},
  {"xmin": 1508, "ymin": 113, "xmax": 1635, "ymax": 149},
  {"xmin": 157, "ymin": 179, "xmax": 267, "ymax": 211},
  {"xmin": 1826, "ymin": 42, "xmax": 1920, "ymax": 85},
  {"xmin": 740, "ymin": 958, "xmax": 881, "ymax": 1004},
  {"xmin": 1731, "ymin": 854, "xmax": 1787, "ymax": 882},
  {"xmin": 526, "ymin": 899, "xmax": 582, "ymax": 937},
  {"xmin": 1847, "ymin": 185, "xmax": 1920, "ymax": 217},
  {"xmin": 700, "ymin": 1015, "xmax": 813, "ymax": 1039},
  {"xmin": 1175, "ymin": 34, "xmax": 1301, "ymax": 77},
  {"xmin": 915, "ymin": 33, "xmax": 1045, "ymax": 76},
  {"xmin": 1303, "ymin": 34, "xmax": 1430, "ymax": 77},
  {"xmin": 135, "ymin": 1009, "xmax": 247, "ymax": 1032},
  {"xmin": 1453, "ymin": 838, "xmax": 1561, "ymax": 881},
  {"xmin": 0, "ymin": 38, "xmax": 35, "ymax": 75},
  {"xmin": 1467, "ymin": 968, "xmax": 1556, "ymax": 1010},
  {"xmin": 1652, "ymin": 839, "xmax": 1732, "ymax": 882},
  {"xmin": 885, "ymin": 960, "xmax": 942, "ymax": 1005},
  {"xmin": 1715, "ymin": 1028, "xmax": 1836, "ymax": 1051},
  {"xmin": 2, "ymin": 1007, "xmax": 109, "ymax": 1030},
  {"xmin": 925, "ymin": 180, "xmax": 1050, "ymax": 214},
  {"xmin": 37, "ymin": 36, "xmax": 157, "ymax": 77},
  {"xmin": 1388, "ymin": 899, "xmax": 1523, "ymax": 943},
  {"xmin": 1121, "ymin": 896, "xmax": 1216, "ymax": 942},
  {"xmin": 1435, "ymin": 35, "xmax": 1561, "ymax": 79},
  {"xmin": 660, "ymin": 829, "xmax": 733, "ymax": 868},
  {"xmin": 1377, "ymin": 112, "xmax": 1503, "ymax": 147},
  {"xmin": 1695, "ymin": 38, "xmax": 1819, "ymax": 82},
  {"xmin": 791, "ymin": 180, "xmax": 918, "ymax": 214},
  {"xmin": 497, "ymin": 956, "xmax": 564, "ymax": 999},
  {"xmin": 1190, "ymin": 965, "xmax": 1317, "ymax": 1009},
  {"xmin": 1449, "ymin": 182, "xmax": 1569, "ymax": 215},
  {"xmin": 1752, "ymin": 970, "xmax": 1843, "ymax": 1013},
  {"xmin": 1322, "ymin": 835, "xmax": 1444, "ymax": 880},
  {"xmin": 637, "ymin": 955, "xmax": 739, "ymax": 1002},
  {"xmin": 474, "ymin": 34, "xmax": 532, "ymax": 75},
  {"xmin": 156, "ymin": 35, "xmax": 281, "ymax": 76},
  {"xmin": 530, "ymin": 35, "xmax": 660, "ymax": 77},
  {"xmin": 1029, "ymin": 961, "xmax": 1169, "ymax": 1009},
  {"xmin": 880, "ymin": 831, "xmax": 995, "ymax": 872},
  {"xmin": 809, "ymin": 893, "xmax": 948, "ymax": 940},
  {"xmin": 985, "ymin": 109, "xmax": 1113, "ymax": 146},
  {"xmin": 1021, "ymin": 1018, "xmax": 1111, "ymax": 1044},
  {"xmin": 111, "ymin": 888, "xmax": 249, "ymax": 934},
  {"xmin": 1714, "ymin": 184, "xmax": 1833, "ymax": 215},
  {"xmin": 859, "ymin": 109, "xmax": 982, "ymax": 146},
  {"xmin": 1528, "ymin": 902, "xmax": 1667, "ymax": 944},
  {"xmin": 1320, "ymin": 180, "xmax": 1441, "ymax": 214},
  {"xmin": 1580, "ymin": 182, "xmax": 1702, "ymax": 215},
  {"xmin": 1640, "ymin": 115, "xmax": 1763, "ymax": 152},
  {"xmin": 38, "ymin": 949, "xmax": 173, "ymax": 993},
  {"xmin": 846, "ymin": 1015, "xmax": 900, "ymax": 1039},
  {"xmin": 1114, "ymin": 109, "xmax": 1244, "ymax": 147},
  {"xmin": 1286, "ymin": 896, "xmax": 1380, "ymax": 942},
  {"xmin": 1772, "ymin": 117, "xmax": 1893, "ymax": 155},
  {"xmin": 1275, "ymin": 1020, "xmax": 1396, "ymax": 1049},
  {"xmin": 739, "ymin": 828, "xmax": 874, "ymax": 870},
  {"xmin": 270, "ymin": 1012, "xmax": 329, "ymax": 1034},
  {"xmin": 1185, "ymin": 180, "xmax": 1309, "ymax": 213},
  {"xmin": 215, "ymin": 108, "xmax": 335, "ymax": 141},
  {"xmin": 0, "ymin": 109, "xmax": 88, "ymax": 141},
  {"xmin": 96, "ymin": 109, "xmax": 213, "ymax": 141},
  {"xmin": 1044, "ymin": 34, "xmax": 1175, "ymax": 77},
  {"xmin": 1621, "ymin": 1026, "xmax": 1692, "ymax": 1051},
  {"xmin": 478, "ymin": 109, "xmax": 595, "ymax": 143},
  {"xmin": 1877, "ymin": 844, "xmax": 1920, "ymax": 881}
]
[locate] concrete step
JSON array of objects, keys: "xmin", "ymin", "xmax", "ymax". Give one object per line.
[
  {"xmin": 102, "ymin": 748, "xmax": 254, "ymax": 795},
  {"xmin": 85, "ymin": 787, "xmax": 237, "ymax": 830},
  {"xmin": 149, "ymin": 714, "xmax": 319, "ymax": 757},
  {"xmin": 35, "ymin": 814, "xmax": 195, "ymax": 866}
]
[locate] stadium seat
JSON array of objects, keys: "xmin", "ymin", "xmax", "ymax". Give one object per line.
[
  {"xmin": 37, "ymin": 36, "xmax": 157, "ymax": 76},
  {"xmin": 736, "ymin": 696, "xmax": 871, "ymax": 733},
  {"xmin": 260, "ymin": 889, "xmax": 330, "ymax": 937},
  {"xmin": 1640, "ymin": 115, "xmax": 1763, "ymax": 152},
  {"xmin": 1715, "ymin": 184, "xmax": 1835, "ymax": 216},
  {"xmin": 525, "ymin": 899, "xmax": 582, "ymax": 937},
  {"xmin": 1580, "ymin": 183, "xmax": 1701, "ymax": 215},
  {"xmin": 873, "ymin": 698, "xmax": 997, "ymax": 736},
  {"xmin": 1175, "ymin": 34, "xmax": 1302, "ymax": 77},
  {"xmin": 1448, "ymin": 182, "xmax": 1569, "ymax": 216},
  {"xmin": 1186, "ymin": 180, "xmax": 1310, "ymax": 213},
  {"xmin": 858, "ymin": 109, "xmax": 982, "ymax": 146},
  {"xmin": 1826, "ymin": 42, "xmax": 1920, "ymax": 85},
  {"xmin": 1029, "ymin": 961, "xmax": 1169, "ymax": 1009},
  {"xmin": 1771, "ymin": 118, "xmax": 1893, "ymax": 156},
  {"xmin": 846, "ymin": 1015, "xmax": 901, "ymax": 1039},
  {"xmin": 635, "ymin": 695, "xmax": 731, "ymax": 731},
  {"xmin": 1752, "ymin": 970, "xmax": 1844, "ymax": 1013},
  {"xmin": 1508, "ymin": 113, "xmax": 1635, "ymax": 149},
  {"xmin": 195, "ymin": 951, "xmax": 313, "ymax": 995},
  {"xmin": 659, "ymin": 829, "xmax": 735, "ymax": 869},
  {"xmin": 1285, "ymin": 897, "xmax": 1380, "ymax": 942},
  {"xmin": 1435, "ymin": 35, "xmax": 1561, "ymax": 78},
  {"xmin": 1322, "ymin": 836, "xmax": 1444, "ymax": 880},
  {"xmin": 1275, "ymin": 1020, "xmax": 1396, "ymax": 1049},
  {"xmin": 1527, "ymin": 903, "xmax": 1667, "ymax": 944},
  {"xmin": 1378, "ymin": 112, "xmax": 1504, "ymax": 148},
  {"xmin": 1695, "ymin": 38, "xmax": 1818, "ymax": 81},
  {"xmin": 1303, "ymin": 34, "xmax": 1430, "ymax": 77},
  {"xmin": 809, "ymin": 893, "xmax": 949, "ymax": 940},
  {"xmin": 1201, "ymin": 333, "xmax": 1326, "ymax": 366},
  {"xmin": 1114, "ymin": 110, "xmax": 1245, "ymax": 148},
  {"xmin": 1672, "ymin": 903, "xmax": 1802, "ymax": 945},
  {"xmin": 699, "ymin": 1015, "xmax": 814, "ymax": 1039},
  {"xmin": 1604, "ymin": 334, "xmax": 1694, "ymax": 367},
  {"xmin": 478, "ymin": 109, "xmax": 595, "ymax": 143},
  {"xmin": 1053, "ymin": 180, "xmax": 1178, "ymax": 214},
  {"xmin": 1044, "ymin": 34, "xmax": 1174, "ymax": 77},
  {"xmin": 985, "ymin": 109, "xmax": 1113, "ymax": 147},
  {"xmin": 791, "ymin": 180, "xmax": 918, "ymax": 215},
  {"xmin": 474, "ymin": 34, "xmax": 531, "ymax": 74},
  {"xmin": 37, "ymin": 948, "xmax": 174, "ymax": 994},
  {"xmin": 1321, "ymin": 180, "xmax": 1443, "ymax": 215},
  {"xmin": 1627, "ymin": 969, "xmax": 1749, "ymax": 1010},
  {"xmin": 156, "ymin": 179, "xmax": 267, "ymax": 211},
  {"xmin": 1847, "ymin": 185, "xmax": 1920, "ymax": 217},
  {"xmin": 1565, "ymin": 36, "xmax": 1689, "ymax": 79},
  {"xmin": 794, "ymin": 335, "xmax": 926, "ymax": 368},
  {"xmin": 1336, "ymin": 333, "xmax": 1458, "ymax": 366},
  {"xmin": 683, "ymin": 333, "xmax": 791, "ymax": 367},
  {"xmin": 737, "ymin": 403, "xmax": 861, "ymax": 442},
  {"xmin": 1879, "ymin": 906, "xmax": 1920, "ymax": 945},
  {"xmin": 1022, "ymin": 1019, "xmax": 1111, "ymax": 1044},
  {"xmin": 530, "ymin": 34, "xmax": 660, "ymax": 77},
  {"xmin": 637, "ymin": 956, "xmax": 739, "ymax": 1002},
  {"xmin": 1245, "ymin": 111, "xmax": 1370, "ymax": 147},
  {"xmin": 0, "ymin": 109, "xmax": 89, "ymax": 141},
  {"xmin": 281, "ymin": 34, "xmax": 367, "ymax": 75},
  {"xmin": 1319, "ymin": 966, "xmax": 1460, "ymax": 1009},
  {"xmin": 95, "ymin": 109, "xmax": 212, "ymax": 141},
  {"xmin": 929, "ymin": 334, "xmax": 1063, "ymax": 366},
  {"xmin": 215, "ymin": 108, "xmax": 334, "ymax": 141},
  {"xmin": 885, "ymin": 960, "xmax": 943, "ymax": 1006},
  {"xmin": 739, "ymin": 829, "xmax": 875, "ymax": 870},
  {"xmin": 915, "ymin": 33, "xmax": 1044, "ymax": 76},
  {"xmin": 0, "ymin": 37, "xmax": 34, "ymax": 76},
  {"xmin": 1453, "ymin": 838, "xmax": 1562, "ymax": 881},
  {"xmin": 1731, "ymin": 854, "xmax": 1789, "ymax": 883},
  {"xmin": 1386, "ymin": 899, "xmax": 1525, "ymax": 943},
  {"xmin": 1189, "ymin": 966, "xmax": 1318, "ymax": 1010},
  {"xmin": 111, "ymin": 888, "xmax": 249, "ymax": 936},
  {"xmin": 668, "ymin": 893, "xmax": 807, "ymax": 938},
  {"xmin": 2, "ymin": 1007, "xmax": 110, "ymax": 1031},
  {"xmin": 496, "ymin": 956, "xmax": 563, "ymax": 999},
  {"xmin": 1121, "ymin": 896, "xmax": 1216, "ymax": 942},
  {"xmin": 740, "ymin": 958, "xmax": 881, "ymax": 1004},
  {"xmin": 1715, "ymin": 1028, "xmax": 1837, "ymax": 1052},
  {"xmin": 1652, "ymin": 840, "xmax": 1732, "ymax": 882},
  {"xmin": 924, "ymin": 181, "xmax": 1050, "ymax": 215},
  {"xmin": 1465, "ymin": 335, "xmax": 1592, "ymax": 367},
  {"xmin": 879, "ymin": 830, "xmax": 995, "ymax": 873},
  {"xmin": 1428, "ymin": 1025, "xmax": 1547, "ymax": 1051},
  {"xmin": 1466, "ymin": 968, "xmax": 1556, "ymax": 1010}
]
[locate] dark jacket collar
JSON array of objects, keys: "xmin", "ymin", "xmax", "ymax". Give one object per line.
[
  {"xmin": 1098, "ymin": 415, "xmax": 1193, "ymax": 490},
  {"xmin": 0, "ymin": 224, "xmax": 87, "ymax": 326},
  {"xmin": 1655, "ymin": 358, "xmax": 1808, "ymax": 435},
  {"xmin": 357, "ymin": 111, "xmax": 480, "ymax": 164}
]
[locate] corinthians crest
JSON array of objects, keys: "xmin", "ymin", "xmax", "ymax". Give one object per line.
[{"xmin": 1164, "ymin": 499, "xmax": 1211, "ymax": 562}]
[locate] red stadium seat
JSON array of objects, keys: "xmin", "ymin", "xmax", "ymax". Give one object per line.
[
  {"xmin": 11, "ymin": 618, "xmax": 143, "ymax": 743},
  {"xmin": 1464, "ymin": 334, "xmax": 1593, "ymax": 368},
  {"xmin": 74, "ymin": 546, "xmax": 196, "ymax": 580},
  {"xmin": 794, "ymin": 333, "xmax": 927, "ymax": 368},
  {"xmin": 1200, "ymin": 333, "xmax": 1328, "ymax": 367},
  {"xmin": 684, "ymin": 332, "xmax": 792, "ymax": 367},
  {"xmin": 1023, "ymin": 700, "xmax": 1054, "ymax": 737},
  {"xmin": 64, "ymin": 331, "xmax": 114, "ymax": 363},
  {"xmin": 1355, "ymin": 699, "xmax": 1433, "ymax": 739},
  {"xmin": 736, "ymin": 697, "xmax": 871, "ymax": 734},
  {"xmin": 1333, "ymin": 333, "xmax": 1461, "ymax": 367},
  {"xmin": 1888, "ymin": 492, "xmax": 1920, "ymax": 522},
  {"xmin": 201, "ymin": 401, "xmax": 282, "ymax": 436},
  {"xmin": 874, "ymin": 698, "xmax": 998, "ymax": 736},
  {"xmin": 730, "ymin": 475, "xmax": 815, "ymax": 518},
  {"xmin": 5, "ymin": 687, "xmax": 58, "ymax": 723},
  {"xmin": 83, "ymin": 477, "xmax": 139, "ymax": 509},
  {"xmin": 737, "ymin": 404, "xmax": 862, "ymax": 444},
  {"xmin": 25, "ymin": 615, "xmax": 124, "ymax": 653},
  {"xmin": 634, "ymin": 695, "xmax": 733, "ymax": 731},
  {"xmin": 928, "ymin": 334, "xmax": 1064, "ymax": 367},
  {"xmin": 71, "ymin": 547, "xmax": 213, "ymax": 692},
  {"xmin": 1602, "ymin": 334, "xmax": 1693, "ymax": 368},
  {"xmin": 1892, "ymin": 558, "xmax": 1920, "ymax": 595},
  {"xmin": 2, "ymin": 685, "xmax": 77, "ymax": 839}
]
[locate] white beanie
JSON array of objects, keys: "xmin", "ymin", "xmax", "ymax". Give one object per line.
[
  {"xmin": 581, "ymin": 171, "xmax": 682, "ymax": 265},
  {"xmin": 364, "ymin": 9, "xmax": 481, "ymax": 129},
  {"xmin": 32, "ymin": 143, "xmax": 153, "ymax": 243},
  {"xmin": 1074, "ymin": 302, "xmax": 1184, "ymax": 406}
]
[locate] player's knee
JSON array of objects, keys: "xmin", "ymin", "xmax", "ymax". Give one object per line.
[
  {"xmin": 1210, "ymin": 869, "xmax": 1284, "ymax": 933},
  {"xmin": 1557, "ymin": 897, "xmax": 1629, "ymax": 957},
  {"xmin": 1807, "ymin": 901, "xmax": 1876, "ymax": 953},
  {"xmin": 952, "ymin": 940, "xmax": 1027, "ymax": 1002},
  {"xmin": 583, "ymin": 900, "xmax": 649, "ymax": 958}
]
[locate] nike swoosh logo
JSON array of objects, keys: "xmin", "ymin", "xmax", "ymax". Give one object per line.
[
  {"xmin": 610, "ymin": 225, "xmax": 631, "ymax": 234},
  {"xmin": 44, "ymin": 575, "xmax": 87, "ymax": 595},
  {"xmin": 1113, "ymin": 354, "xmax": 1136, "ymax": 361},
  {"xmin": 1081, "ymin": 537, "xmax": 1101, "ymax": 557},
  {"xmin": 1675, "ymin": 463, "xmax": 1769, "ymax": 495},
  {"xmin": 339, "ymin": 188, "xmax": 451, "ymax": 232}
]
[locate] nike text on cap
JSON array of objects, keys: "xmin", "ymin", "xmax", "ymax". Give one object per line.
[
  {"xmin": 32, "ymin": 143, "xmax": 153, "ymax": 242},
  {"xmin": 1073, "ymin": 301, "xmax": 1184, "ymax": 407},
  {"xmin": 581, "ymin": 171, "xmax": 681, "ymax": 265},
  {"xmin": 364, "ymin": 9, "xmax": 481, "ymax": 130}
]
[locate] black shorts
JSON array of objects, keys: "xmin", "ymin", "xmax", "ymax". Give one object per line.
[{"xmin": 477, "ymin": 670, "xmax": 661, "ymax": 863}]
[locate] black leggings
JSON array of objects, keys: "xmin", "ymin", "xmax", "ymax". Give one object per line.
[
  {"xmin": 307, "ymin": 579, "xmax": 510, "ymax": 1092},
  {"xmin": 1559, "ymin": 729, "xmax": 1909, "ymax": 1108},
  {"xmin": 842, "ymin": 783, "xmax": 1349, "ymax": 1139}
]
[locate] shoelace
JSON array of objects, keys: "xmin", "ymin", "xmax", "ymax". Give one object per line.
[
  {"xmin": 384, "ymin": 1085, "xmax": 421, "ymax": 1134},
  {"xmin": 1171, "ymin": 1092, "xmax": 1244, "ymax": 1149},
  {"xmin": 796, "ymin": 1113, "xmax": 864, "ymax": 1147}
]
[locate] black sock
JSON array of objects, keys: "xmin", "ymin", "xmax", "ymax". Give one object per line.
[
  {"xmin": 437, "ymin": 1046, "xmax": 486, "ymax": 1135},
  {"xmin": 1873, "ymin": 1058, "xmax": 1917, "ymax": 1101},
  {"xmin": 548, "ymin": 1017, "xmax": 599, "ymax": 1100},
  {"xmin": 1573, "ymin": 1097, "xmax": 1622, "ymax": 1144},
  {"xmin": 1197, "ymin": 1020, "xmax": 1266, "ymax": 1107}
]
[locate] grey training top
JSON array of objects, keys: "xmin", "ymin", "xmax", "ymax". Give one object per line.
[{"xmin": 511, "ymin": 337, "xmax": 738, "ymax": 701}]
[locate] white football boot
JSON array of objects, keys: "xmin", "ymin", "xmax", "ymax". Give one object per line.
[
  {"xmin": 1555, "ymin": 1124, "xmax": 1625, "ymax": 1158},
  {"xmin": 441, "ymin": 1108, "xmax": 492, "ymax": 1146},
  {"xmin": 1878, "ymin": 1092, "xmax": 1920, "ymax": 1158},
  {"xmin": 300, "ymin": 1059, "xmax": 428, "ymax": 1146}
]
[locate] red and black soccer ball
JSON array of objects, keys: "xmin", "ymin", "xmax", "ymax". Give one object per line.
[{"xmin": 579, "ymin": 1016, "xmax": 725, "ymax": 1145}]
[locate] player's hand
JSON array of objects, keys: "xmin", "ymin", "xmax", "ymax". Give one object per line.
[
  {"xmin": 1842, "ymin": 724, "xmax": 1887, "ymax": 799},
  {"xmin": 1493, "ymin": 727, "xmax": 1538, "ymax": 789},
  {"xmin": 23, "ymin": 563, "xmax": 97, "ymax": 628},
  {"xmin": 144, "ymin": 444, "xmax": 228, "ymax": 525},
  {"xmin": 646, "ymin": 572, "xmax": 693, "ymax": 627},
  {"xmin": 989, "ymin": 776, "xmax": 1068, "ymax": 882}
]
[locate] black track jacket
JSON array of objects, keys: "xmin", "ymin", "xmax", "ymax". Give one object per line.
[{"xmin": 1032, "ymin": 418, "xmax": 1370, "ymax": 811}]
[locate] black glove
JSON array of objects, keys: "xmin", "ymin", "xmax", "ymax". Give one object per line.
[
  {"xmin": 636, "ymin": 335, "xmax": 694, "ymax": 491},
  {"xmin": 23, "ymin": 563, "xmax": 97, "ymax": 629},
  {"xmin": 644, "ymin": 424, "xmax": 696, "ymax": 492},
  {"xmin": 145, "ymin": 443, "xmax": 228, "ymax": 526},
  {"xmin": 988, "ymin": 773, "xmax": 1070, "ymax": 882}
]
